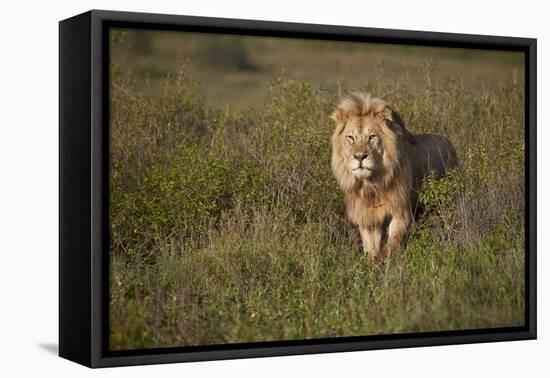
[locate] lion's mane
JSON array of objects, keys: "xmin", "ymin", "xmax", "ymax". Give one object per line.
[{"xmin": 330, "ymin": 93, "xmax": 415, "ymax": 229}]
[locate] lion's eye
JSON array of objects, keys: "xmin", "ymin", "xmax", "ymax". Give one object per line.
[
  {"xmin": 369, "ymin": 135, "xmax": 377, "ymax": 141},
  {"xmin": 346, "ymin": 135, "xmax": 355, "ymax": 144}
]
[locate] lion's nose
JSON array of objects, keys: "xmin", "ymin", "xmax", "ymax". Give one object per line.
[{"xmin": 354, "ymin": 153, "xmax": 368, "ymax": 161}]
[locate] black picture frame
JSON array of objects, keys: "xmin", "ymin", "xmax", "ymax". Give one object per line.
[{"xmin": 59, "ymin": 9, "xmax": 537, "ymax": 368}]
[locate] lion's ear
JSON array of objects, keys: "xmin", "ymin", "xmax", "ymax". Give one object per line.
[
  {"xmin": 384, "ymin": 109, "xmax": 416, "ymax": 145},
  {"xmin": 331, "ymin": 108, "xmax": 348, "ymax": 123},
  {"xmin": 330, "ymin": 109, "xmax": 348, "ymax": 135}
]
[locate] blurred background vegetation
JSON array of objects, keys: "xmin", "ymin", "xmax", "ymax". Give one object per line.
[
  {"xmin": 109, "ymin": 28, "xmax": 525, "ymax": 350},
  {"xmin": 111, "ymin": 29, "xmax": 523, "ymax": 109}
]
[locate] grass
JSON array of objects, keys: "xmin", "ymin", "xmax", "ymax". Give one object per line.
[{"xmin": 109, "ymin": 32, "xmax": 525, "ymax": 350}]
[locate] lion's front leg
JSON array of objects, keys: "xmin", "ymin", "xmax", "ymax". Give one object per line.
[
  {"xmin": 359, "ymin": 225, "xmax": 382, "ymax": 260},
  {"xmin": 379, "ymin": 216, "xmax": 410, "ymax": 260}
]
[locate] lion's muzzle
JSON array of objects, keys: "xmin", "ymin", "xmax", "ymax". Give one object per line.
[{"xmin": 350, "ymin": 153, "xmax": 375, "ymax": 178}]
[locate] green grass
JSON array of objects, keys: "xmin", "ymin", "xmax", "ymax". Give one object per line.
[{"xmin": 109, "ymin": 33, "xmax": 525, "ymax": 350}]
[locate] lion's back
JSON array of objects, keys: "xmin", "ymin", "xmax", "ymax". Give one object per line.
[{"xmin": 410, "ymin": 133, "xmax": 458, "ymax": 189}]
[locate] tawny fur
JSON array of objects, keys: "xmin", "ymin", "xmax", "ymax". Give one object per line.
[{"xmin": 330, "ymin": 92, "xmax": 458, "ymax": 261}]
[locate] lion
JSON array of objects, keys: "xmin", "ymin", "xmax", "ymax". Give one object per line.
[{"xmin": 330, "ymin": 92, "xmax": 458, "ymax": 261}]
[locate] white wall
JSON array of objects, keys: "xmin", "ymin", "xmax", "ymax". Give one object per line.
[{"xmin": 0, "ymin": 0, "xmax": 546, "ymax": 376}]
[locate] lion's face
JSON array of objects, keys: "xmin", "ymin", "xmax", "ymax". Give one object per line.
[
  {"xmin": 331, "ymin": 93, "xmax": 415, "ymax": 195},
  {"xmin": 340, "ymin": 116, "xmax": 385, "ymax": 181}
]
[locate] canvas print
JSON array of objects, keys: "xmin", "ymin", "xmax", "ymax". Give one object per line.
[{"xmin": 108, "ymin": 28, "xmax": 525, "ymax": 351}]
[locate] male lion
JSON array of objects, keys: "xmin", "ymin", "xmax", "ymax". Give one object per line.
[{"xmin": 330, "ymin": 92, "xmax": 458, "ymax": 261}]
